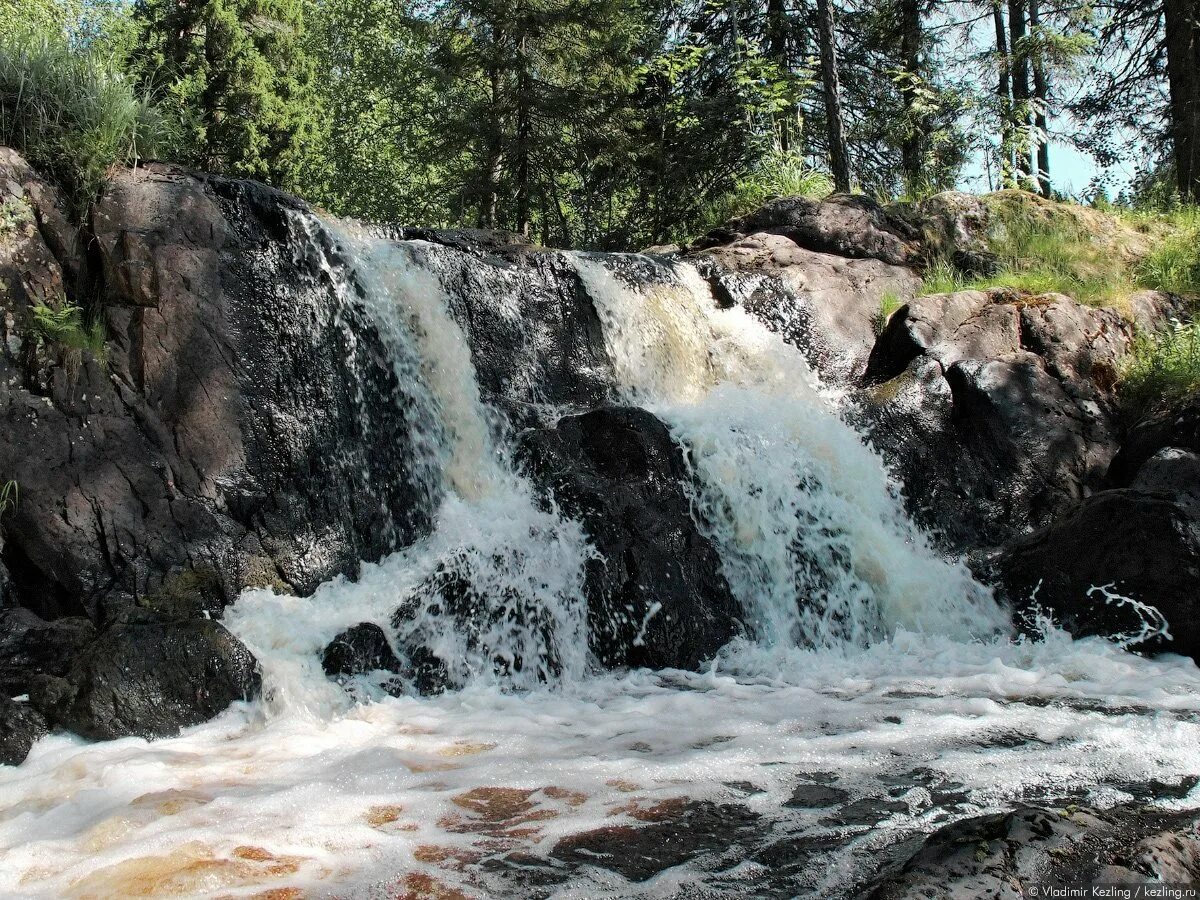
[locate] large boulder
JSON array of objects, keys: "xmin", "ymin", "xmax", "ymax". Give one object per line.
[
  {"xmin": 854, "ymin": 291, "xmax": 1138, "ymax": 552},
  {"xmin": 693, "ymin": 193, "xmax": 923, "ymax": 268},
  {"xmin": 1, "ymin": 160, "xmax": 440, "ymax": 624},
  {"xmin": 697, "ymin": 232, "xmax": 922, "ymax": 382},
  {"xmin": 30, "ymin": 616, "xmax": 260, "ymax": 741},
  {"xmin": 991, "ymin": 490, "xmax": 1200, "ymax": 656},
  {"xmin": 518, "ymin": 407, "xmax": 742, "ymax": 670}
]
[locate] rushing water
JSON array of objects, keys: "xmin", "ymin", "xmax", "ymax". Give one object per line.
[{"xmin": 2, "ymin": 221, "xmax": 1199, "ymax": 899}]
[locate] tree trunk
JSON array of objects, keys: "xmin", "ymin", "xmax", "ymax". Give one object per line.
[
  {"xmin": 479, "ymin": 28, "xmax": 505, "ymax": 229},
  {"xmin": 1165, "ymin": 0, "xmax": 1200, "ymax": 200},
  {"xmin": 816, "ymin": 0, "xmax": 851, "ymax": 191},
  {"xmin": 515, "ymin": 30, "xmax": 531, "ymax": 238},
  {"xmin": 767, "ymin": 0, "xmax": 793, "ymax": 153},
  {"xmin": 993, "ymin": 0, "xmax": 1015, "ymax": 186},
  {"xmin": 1008, "ymin": 0, "xmax": 1031, "ymax": 186},
  {"xmin": 1028, "ymin": 0, "xmax": 1051, "ymax": 197},
  {"xmin": 899, "ymin": 0, "xmax": 923, "ymax": 190}
]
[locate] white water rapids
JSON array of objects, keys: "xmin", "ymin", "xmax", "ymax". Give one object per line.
[{"xmin": 2, "ymin": 226, "xmax": 1199, "ymax": 899}]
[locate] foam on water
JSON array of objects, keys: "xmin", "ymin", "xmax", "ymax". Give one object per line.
[
  {"xmin": 2, "ymin": 633, "xmax": 1199, "ymax": 898},
  {"xmin": 2, "ymin": 235, "xmax": 1198, "ymax": 898}
]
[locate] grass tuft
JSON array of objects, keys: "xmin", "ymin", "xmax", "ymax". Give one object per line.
[
  {"xmin": 0, "ymin": 22, "xmax": 175, "ymax": 215},
  {"xmin": 1119, "ymin": 319, "xmax": 1200, "ymax": 412},
  {"xmin": 872, "ymin": 291, "xmax": 905, "ymax": 335}
]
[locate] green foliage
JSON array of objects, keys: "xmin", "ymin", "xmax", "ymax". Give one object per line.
[
  {"xmin": 700, "ymin": 152, "xmax": 833, "ymax": 230},
  {"xmin": 920, "ymin": 256, "xmax": 965, "ymax": 295},
  {"xmin": 30, "ymin": 301, "xmax": 107, "ymax": 357},
  {"xmin": 922, "ymin": 195, "xmax": 1141, "ymax": 306},
  {"xmin": 131, "ymin": 0, "xmax": 321, "ymax": 192},
  {"xmin": 1133, "ymin": 209, "xmax": 1200, "ymax": 296},
  {"xmin": 872, "ymin": 291, "xmax": 905, "ymax": 335},
  {"xmin": 0, "ymin": 15, "xmax": 174, "ymax": 213},
  {"xmin": 1120, "ymin": 320, "xmax": 1200, "ymax": 412}
]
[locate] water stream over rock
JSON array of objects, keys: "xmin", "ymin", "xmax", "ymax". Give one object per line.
[{"xmin": 1, "ymin": 200, "xmax": 1198, "ymax": 899}]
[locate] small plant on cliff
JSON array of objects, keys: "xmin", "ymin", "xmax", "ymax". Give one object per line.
[
  {"xmin": 0, "ymin": 21, "xmax": 174, "ymax": 214},
  {"xmin": 872, "ymin": 292, "xmax": 905, "ymax": 335},
  {"xmin": 1120, "ymin": 319, "xmax": 1200, "ymax": 412},
  {"xmin": 0, "ymin": 480, "xmax": 17, "ymax": 520},
  {"xmin": 30, "ymin": 301, "xmax": 106, "ymax": 357},
  {"xmin": 0, "ymin": 196, "xmax": 34, "ymax": 238}
]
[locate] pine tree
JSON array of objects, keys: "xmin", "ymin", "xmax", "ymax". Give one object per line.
[{"xmin": 131, "ymin": 0, "xmax": 320, "ymax": 191}]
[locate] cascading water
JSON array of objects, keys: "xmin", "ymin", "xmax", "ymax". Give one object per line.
[
  {"xmin": 569, "ymin": 254, "xmax": 1006, "ymax": 651},
  {"xmin": 229, "ymin": 222, "xmax": 594, "ymax": 712},
  {"xmin": 3, "ymin": 222, "xmax": 1200, "ymax": 900}
]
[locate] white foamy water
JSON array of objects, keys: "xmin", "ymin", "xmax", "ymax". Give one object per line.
[{"xmin": 2, "ymin": 237, "xmax": 1198, "ymax": 899}]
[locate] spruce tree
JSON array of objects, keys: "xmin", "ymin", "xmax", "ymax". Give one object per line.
[{"xmin": 131, "ymin": 0, "xmax": 320, "ymax": 191}]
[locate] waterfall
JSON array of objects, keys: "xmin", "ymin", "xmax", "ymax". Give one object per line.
[
  {"xmin": 229, "ymin": 227, "xmax": 1006, "ymax": 713},
  {"xmin": 570, "ymin": 253, "xmax": 1006, "ymax": 649},
  {"xmin": 226, "ymin": 224, "xmax": 593, "ymax": 714}
]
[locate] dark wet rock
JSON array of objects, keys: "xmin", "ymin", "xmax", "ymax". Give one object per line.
[
  {"xmin": 1109, "ymin": 392, "xmax": 1200, "ymax": 488},
  {"xmin": 784, "ymin": 782, "xmax": 849, "ymax": 808},
  {"xmin": 550, "ymin": 801, "xmax": 761, "ymax": 882},
  {"xmin": 2, "ymin": 158, "xmax": 439, "ymax": 625},
  {"xmin": 412, "ymin": 242, "xmax": 616, "ymax": 427},
  {"xmin": 867, "ymin": 805, "xmax": 1200, "ymax": 898},
  {"xmin": 696, "ymin": 232, "xmax": 922, "ymax": 382},
  {"xmin": 992, "ymin": 489, "xmax": 1200, "ymax": 658},
  {"xmin": 322, "ymin": 623, "xmax": 403, "ymax": 678},
  {"xmin": 0, "ymin": 696, "xmax": 48, "ymax": 766},
  {"xmin": 32, "ymin": 617, "xmax": 259, "ymax": 741},
  {"xmin": 0, "ymin": 608, "xmax": 95, "ymax": 695},
  {"xmin": 693, "ymin": 194, "xmax": 923, "ymax": 268},
  {"xmin": 822, "ymin": 796, "xmax": 909, "ymax": 827},
  {"xmin": 0, "ymin": 149, "xmax": 447, "ymax": 748},
  {"xmin": 518, "ymin": 406, "xmax": 742, "ymax": 670},
  {"xmin": 855, "ymin": 293, "xmax": 1135, "ymax": 552}
]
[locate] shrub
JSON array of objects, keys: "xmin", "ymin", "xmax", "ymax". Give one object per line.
[
  {"xmin": 30, "ymin": 301, "xmax": 106, "ymax": 357},
  {"xmin": 0, "ymin": 21, "xmax": 174, "ymax": 214},
  {"xmin": 1119, "ymin": 319, "xmax": 1200, "ymax": 412},
  {"xmin": 701, "ymin": 151, "xmax": 834, "ymax": 227}
]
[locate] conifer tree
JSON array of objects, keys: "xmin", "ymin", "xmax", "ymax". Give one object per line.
[{"xmin": 131, "ymin": 0, "xmax": 319, "ymax": 191}]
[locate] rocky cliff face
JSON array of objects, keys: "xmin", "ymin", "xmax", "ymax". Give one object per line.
[{"xmin": 1, "ymin": 147, "xmax": 1197, "ymax": 763}]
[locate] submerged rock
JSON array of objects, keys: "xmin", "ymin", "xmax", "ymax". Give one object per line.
[
  {"xmin": 518, "ymin": 407, "xmax": 742, "ymax": 670},
  {"xmin": 322, "ymin": 623, "xmax": 403, "ymax": 679}
]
